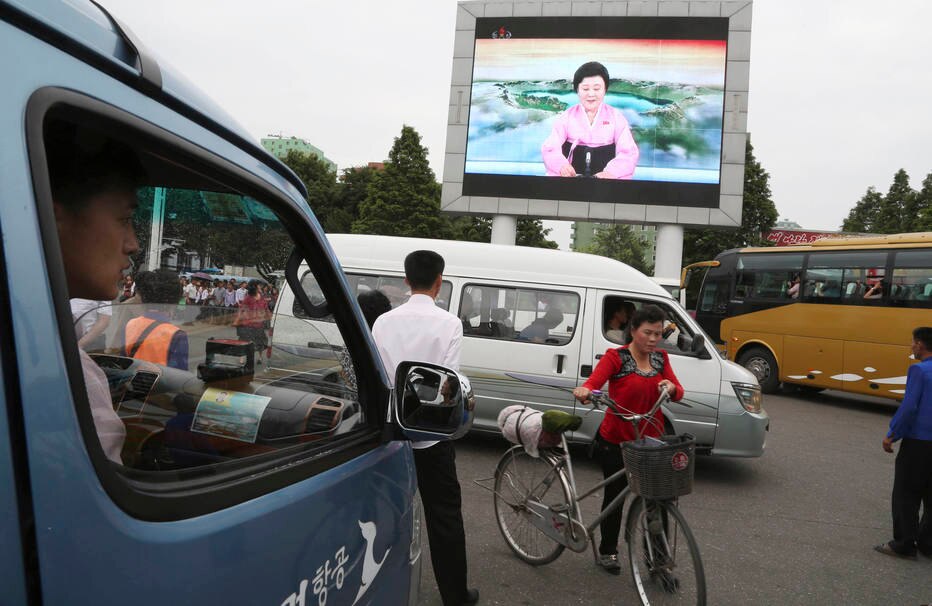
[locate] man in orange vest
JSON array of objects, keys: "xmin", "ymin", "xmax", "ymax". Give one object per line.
[{"xmin": 121, "ymin": 269, "xmax": 189, "ymax": 370}]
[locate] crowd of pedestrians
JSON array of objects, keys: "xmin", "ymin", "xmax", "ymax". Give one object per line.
[{"xmin": 177, "ymin": 275, "xmax": 278, "ymax": 322}]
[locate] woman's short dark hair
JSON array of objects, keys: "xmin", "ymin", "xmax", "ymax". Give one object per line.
[
  {"xmin": 573, "ymin": 61, "xmax": 610, "ymax": 92},
  {"xmin": 404, "ymin": 250, "xmax": 445, "ymax": 290},
  {"xmin": 246, "ymin": 280, "xmax": 260, "ymax": 296},
  {"xmin": 629, "ymin": 304, "xmax": 666, "ymax": 330},
  {"xmin": 135, "ymin": 269, "xmax": 180, "ymax": 304},
  {"xmin": 358, "ymin": 290, "xmax": 393, "ymax": 329}
]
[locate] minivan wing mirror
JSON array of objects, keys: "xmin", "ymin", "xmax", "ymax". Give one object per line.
[
  {"xmin": 393, "ymin": 362, "xmax": 475, "ymax": 441},
  {"xmin": 690, "ymin": 333, "xmax": 711, "ymax": 359}
]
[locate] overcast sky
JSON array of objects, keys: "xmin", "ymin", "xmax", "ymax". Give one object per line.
[{"xmin": 102, "ymin": 0, "xmax": 932, "ymax": 245}]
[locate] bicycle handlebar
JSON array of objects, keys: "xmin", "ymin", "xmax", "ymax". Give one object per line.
[{"xmin": 586, "ymin": 389, "xmax": 671, "ymax": 425}]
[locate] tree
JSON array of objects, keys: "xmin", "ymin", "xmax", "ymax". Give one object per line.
[
  {"xmin": 683, "ymin": 139, "xmax": 778, "ymax": 266},
  {"xmin": 516, "ymin": 219, "xmax": 559, "ymax": 249},
  {"xmin": 876, "ymin": 169, "xmax": 915, "ymax": 233},
  {"xmin": 333, "ymin": 165, "xmax": 378, "ymax": 233},
  {"xmin": 280, "ymin": 150, "xmax": 342, "ymax": 231},
  {"xmin": 580, "ymin": 224, "xmax": 651, "ymax": 273},
  {"xmin": 841, "ymin": 187, "xmax": 883, "ymax": 233},
  {"xmin": 915, "ymin": 173, "xmax": 932, "ymax": 232},
  {"xmin": 352, "ymin": 125, "xmax": 444, "ymax": 238}
]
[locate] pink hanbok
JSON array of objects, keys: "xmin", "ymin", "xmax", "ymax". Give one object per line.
[{"xmin": 541, "ymin": 103, "xmax": 639, "ymax": 179}]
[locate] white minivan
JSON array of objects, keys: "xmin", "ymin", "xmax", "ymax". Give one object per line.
[{"xmin": 276, "ymin": 234, "xmax": 769, "ymax": 457}]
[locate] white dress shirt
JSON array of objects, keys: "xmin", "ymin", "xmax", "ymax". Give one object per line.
[
  {"xmin": 372, "ymin": 293, "xmax": 463, "ymax": 449},
  {"xmin": 79, "ymin": 349, "xmax": 125, "ymax": 463}
]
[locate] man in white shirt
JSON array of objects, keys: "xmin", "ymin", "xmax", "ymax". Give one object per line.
[
  {"xmin": 235, "ymin": 281, "xmax": 248, "ymax": 306},
  {"xmin": 371, "ymin": 250, "xmax": 477, "ymax": 606},
  {"xmin": 49, "ymin": 126, "xmax": 144, "ymax": 464}
]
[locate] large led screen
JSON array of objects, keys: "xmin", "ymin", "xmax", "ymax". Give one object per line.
[{"xmin": 463, "ymin": 17, "xmax": 729, "ymax": 206}]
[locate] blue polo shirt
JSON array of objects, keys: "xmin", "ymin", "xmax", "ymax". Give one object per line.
[{"xmin": 888, "ymin": 356, "xmax": 932, "ymax": 441}]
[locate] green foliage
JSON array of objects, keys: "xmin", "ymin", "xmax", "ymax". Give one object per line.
[
  {"xmin": 579, "ymin": 224, "xmax": 651, "ymax": 274},
  {"xmin": 280, "ymin": 150, "xmax": 344, "ymax": 231},
  {"xmin": 841, "ymin": 187, "xmax": 883, "ymax": 233},
  {"xmin": 841, "ymin": 169, "xmax": 932, "ymax": 234},
  {"xmin": 916, "ymin": 174, "xmax": 932, "ymax": 232},
  {"xmin": 683, "ymin": 139, "xmax": 778, "ymax": 266},
  {"xmin": 516, "ymin": 219, "xmax": 559, "ymax": 249},
  {"xmin": 352, "ymin": 125, "xmax": 444, "ymax": 238}
]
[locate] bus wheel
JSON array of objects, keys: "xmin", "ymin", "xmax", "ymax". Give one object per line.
[{"xmin": 738, "ymin": 347, "xmax": 780, "ymax": 394}]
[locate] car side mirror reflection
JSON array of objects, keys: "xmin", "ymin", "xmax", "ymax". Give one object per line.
[{"xmin": 393, "ymin": 362, "xmax": 475, "ymax": 440}]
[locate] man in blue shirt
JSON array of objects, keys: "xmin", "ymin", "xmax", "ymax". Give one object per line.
[{"xmin": 875, "ymin": 326, "xmax": 932, "ymax": 559}]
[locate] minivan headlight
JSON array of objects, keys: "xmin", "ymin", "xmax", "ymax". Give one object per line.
[{"xmin": 732, "ymin": 382, "xmax": 762, "ymax": 413}]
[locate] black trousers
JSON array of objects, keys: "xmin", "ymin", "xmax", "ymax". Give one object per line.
[
  {"xmin": 891, "ymin": 438, "xmax": 932, "ymax": 555},
  {"xmin": 594, "ymin": 434, "xmax": 628, "ymax": 555},
  {"xmin": 414, "ymin": 441, "xmax": 469, "ymax": 606}
]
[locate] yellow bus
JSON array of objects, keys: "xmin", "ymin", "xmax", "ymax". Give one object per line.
[{"xmin": 692, "ymin": 232, "xmax": 931, "ymax": 396}]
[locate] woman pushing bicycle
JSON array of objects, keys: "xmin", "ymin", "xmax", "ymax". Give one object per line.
[{"xmin": 573, "ymin": 304, "xmax": 685, "ymax": 575}]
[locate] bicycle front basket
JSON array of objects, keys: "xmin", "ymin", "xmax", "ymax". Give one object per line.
[{"xmin": 622, "ymin": 433, "xmax": 695, "ymax": 499}]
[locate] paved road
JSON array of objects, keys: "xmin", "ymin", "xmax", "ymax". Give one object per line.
[{"xmin": 417, "ymin": 390, "xmax": 932, "ymax": 605}]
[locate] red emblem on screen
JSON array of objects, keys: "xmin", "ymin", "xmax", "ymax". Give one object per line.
[
  {"xmin": 671, "ymin": 451, "xmax": 689, "ymax": 471},
  {"xmin": 491, "ymin": 26, "xmax": 512, "ymax": 39},
  {"xmin": 603, "ymin": 121, "xmax": 610, "ymax": 125}
]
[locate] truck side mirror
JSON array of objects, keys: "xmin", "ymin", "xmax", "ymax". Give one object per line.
[{"xmin": 393, "ymin": 362, "xmax": 475, "ymax": 440}]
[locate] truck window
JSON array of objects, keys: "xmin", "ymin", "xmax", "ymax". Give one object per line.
[{"xmin": 37, "ymin": 109, "xmax": 381, "ymax": 517}]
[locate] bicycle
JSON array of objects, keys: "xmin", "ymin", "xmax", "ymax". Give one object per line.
[{"xmin": 489, "ymin": 385, "xmax": 706, "ymax": 605}]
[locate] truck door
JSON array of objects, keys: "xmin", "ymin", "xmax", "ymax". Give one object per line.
[{"xmin": 7, "ymin": 49, "xmax": 417, "ymax": 605}]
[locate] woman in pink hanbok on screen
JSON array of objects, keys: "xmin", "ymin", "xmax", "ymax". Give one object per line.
[{"xmin": 541, "ymin": 61, "xmax": 639, "ymax": 179}]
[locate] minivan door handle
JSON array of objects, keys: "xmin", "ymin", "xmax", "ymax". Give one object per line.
[
  {"xmin": 595, "ymin": 354, "xmax": 603, "ymax": 360},
  {"xmin": 555, "ymin": 354, "xmax": 565, "ymax": 374}
]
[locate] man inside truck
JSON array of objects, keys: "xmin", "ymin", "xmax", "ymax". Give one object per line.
[{"xmin": 47, "ymin": 121, "xmax": 146, "ymax": 464}]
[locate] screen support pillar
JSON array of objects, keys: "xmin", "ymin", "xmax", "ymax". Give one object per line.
[
  {"xmin": 654, "ymin": 224, "xmax": 684, "ymax": 281},
  {"xmin": 491, "ymin": 215, "xmax": 517, "ymax": 246}
]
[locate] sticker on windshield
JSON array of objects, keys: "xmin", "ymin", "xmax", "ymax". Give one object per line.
[{"xmin": 191, "ymin": 387, "xmax": 270, "ymax": 443}]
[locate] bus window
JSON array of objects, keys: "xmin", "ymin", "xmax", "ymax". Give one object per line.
[
  {"xmin": 735, "ymin": 254, "xmax": 803, "ymax": 300},
  {"xmin": 804, "ymin": 251, "xmax": 887, "ymax": 304},
  {"xmin": 891, "ymin": 249, "xmax": 932, "ymax": 308}
]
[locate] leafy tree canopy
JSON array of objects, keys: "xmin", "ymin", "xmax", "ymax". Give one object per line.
[
  {"xmin": 579, "ymin": 224, "xmax": 652, "ymax": 274},
  {"xmin": 683, "ymin": 139, "xmax": 778, "ymax": 266},
  {"xmin": 842, "ymin": 168, "xmax": 931, "ymax": 234}
]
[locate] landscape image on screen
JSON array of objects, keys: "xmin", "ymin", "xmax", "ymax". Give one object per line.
[{"xmin": 465, "ymin": 37, "xmax": 727, "ymax": 185}]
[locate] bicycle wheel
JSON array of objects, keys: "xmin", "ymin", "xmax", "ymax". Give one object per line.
[
  {"xmin": 493, "ymin": 446, "xmax": 571, "ymax": 565},
  {"xmin": 626, "ymin": 498, "xmax": 706, "ymax": 606}
]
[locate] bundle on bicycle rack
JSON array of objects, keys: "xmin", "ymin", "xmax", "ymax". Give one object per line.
[
  {"xmin": 622, "ymin": 433, "xmax": 696, "ymax": 500},
  {"xmin": 497, "ymin": 405, "xmax": 581, "ymax": 458}
]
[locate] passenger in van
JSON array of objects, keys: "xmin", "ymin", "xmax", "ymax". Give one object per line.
[
  {"xmin": 572, "ymin": 304, "xmax": 684, "ymax": 575},
  {"xmin": 338, "ymin": 289, "xmax": 392, "ymax": 392},
  {"xmin": 47, "ymin": 122, "xmax": 146, "ymax": 464},
  {"xmin": 603, "ymin": 299, "xmax": 636, "ymax": 345},
  {"xmin": 120, "ymin": 269, "xmax": 189, "ymax": 371},
  {"xmin": 71, "ymin": 298, "xmax": 112, "ymax": 352},
  {"xmin": 371, "ymin": 250, "xmax": 478, "ymax": 606},
  {"xmin": 518, "ymin": 308, "xmax": 564, "ymax": 343}
]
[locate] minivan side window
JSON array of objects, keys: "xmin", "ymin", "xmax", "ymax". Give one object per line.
[
  {"xmin": 38, "ymin": 110, "xmax": 380, "ymax": 516},
  {"xmin": 610, "ymin": 299, "xmax": 703, "ymax": 357},
  {"xmin": 292, "ymin": 271, "xmax": 453, "ymax": 321},
  {"xmin": 459, "ymin": 284, "xmax": 579, "ymax": 345}
]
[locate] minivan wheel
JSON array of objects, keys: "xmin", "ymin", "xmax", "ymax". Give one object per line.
[{"xmin": 737, "ymin": 347, "xmax": 780, "ymax": 394}]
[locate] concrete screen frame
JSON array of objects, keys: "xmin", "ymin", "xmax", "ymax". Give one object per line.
[{"xmin": 442, "ymin": 0, "xmax": 751, "ymax": 228}]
